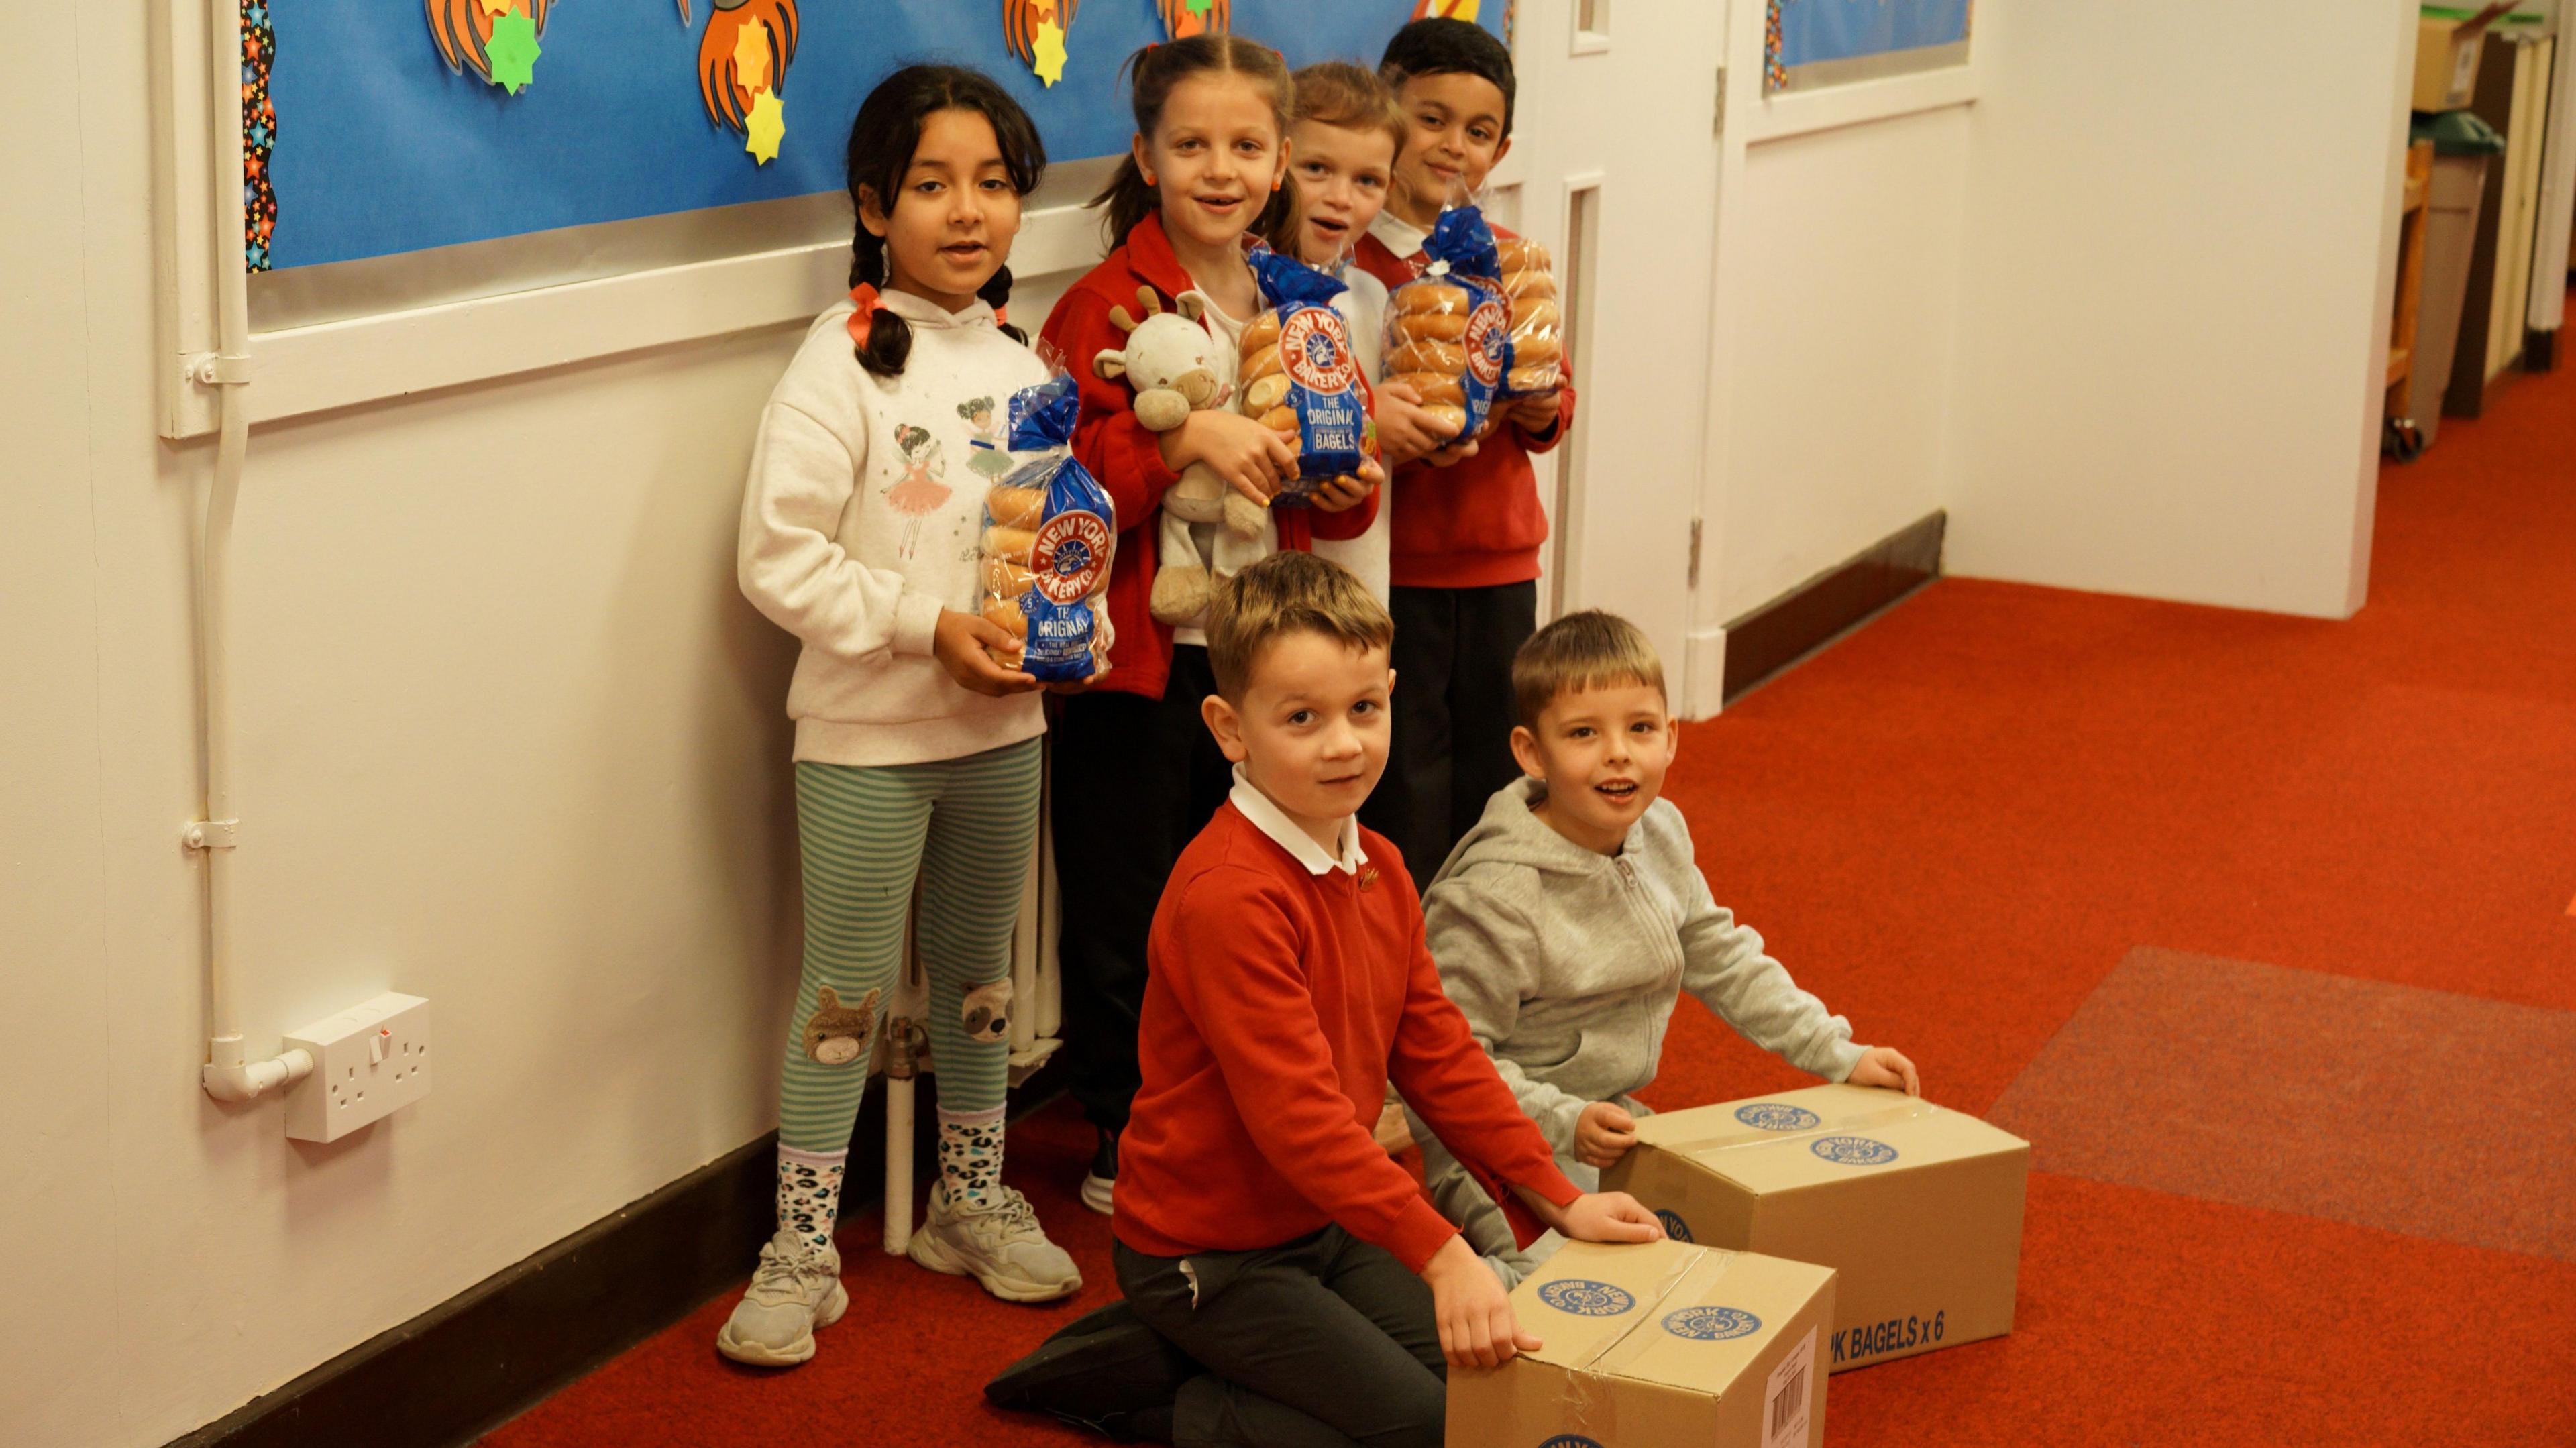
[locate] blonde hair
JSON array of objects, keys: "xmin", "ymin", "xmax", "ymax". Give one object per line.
[
  {"xmin": 1205, "ymin": 552, "xmax": 1394, "ymax": 702},
  {"xmin": 1512, "ymin": 610, "xmax": 1666, "ymax": 726},
  {"xmin": 1291, "ymin": 61, "xmax": 1407, "ymax": 157},
  {"xmin": 1263, "ymin": 62, "xmax": 1405, "ymax": 254}
]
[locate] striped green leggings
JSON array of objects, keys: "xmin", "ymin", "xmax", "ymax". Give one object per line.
[{"xmin": 777, "ymin": 738, "xmax": 1042, "ymax": 1155}]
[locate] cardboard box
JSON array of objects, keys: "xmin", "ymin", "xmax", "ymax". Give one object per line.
[
  {"xmin": 1448, "ymin": 1238, "xmax": 1833, "ymax": 1448},
  {"xmin": 1603, "ymin": 1084, "xmax": 2028, "ymax": 1374},
  {"xmin": 2414, "ymin": 5, "xmax": 2514, "ymax": 113}
]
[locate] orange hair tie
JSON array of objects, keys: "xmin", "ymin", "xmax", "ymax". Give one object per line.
[{"xmin": 845, "ymin": 282, "xmax": 882, "ymax": 346}]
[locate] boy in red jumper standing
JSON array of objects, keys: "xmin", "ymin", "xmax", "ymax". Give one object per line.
[
  {"xmin": 1111, "ymin": 551, "xmax": 1660, "ymax": 1447},
  {"xmin": 1356, "ymin": 19, "xmax": 1576, "ymax": 881},
  {"xmin": 1350, "ymin": 19, "xmax": 1566, "ymax": 881}
]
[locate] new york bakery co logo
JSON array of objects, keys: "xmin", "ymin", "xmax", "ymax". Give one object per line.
[
  {"xmin": 1736, "ymin": 1102, "xmax": 1822, "ymax": 1132},
  {"xmin": 1462, "ymin": 290, "xmax": 1509, "ymax": 388},
  {"xmin": 1279, "ymin": 306, "xmax": 1358, "ymax": 394},
  {"xmin": 1534, "ymin": 1279, "xmax": 1635, "ymax": 1317},
  {"xmin": 1030, "ymin": 510, "xmax": 1111, "ymax": 605},
  {"xmin": 1811, "ymin": 1135, "xmax": 1900, "ymax": 1166},
  {"xmin": 1663, "ymin": 1305, "xmax": 1762, "ymax": 1341}
]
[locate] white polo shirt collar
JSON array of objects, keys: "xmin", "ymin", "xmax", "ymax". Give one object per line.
[{"xmin": 1230, "ymin": 765, "xmax": 1368, "ymax": 876}]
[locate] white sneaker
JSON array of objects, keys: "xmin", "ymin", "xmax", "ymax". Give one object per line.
[
  {"xmin": 907, "ymin": 1180, "xmax": 1084, "ymax": 1303},
  {"xmin": 1081, "ymin": 1127, "xmax": 1117, "ymax": 1216},
  {"xmin": 715, "ymin": 1229, "xmax": 849, "ymax": 1367}
]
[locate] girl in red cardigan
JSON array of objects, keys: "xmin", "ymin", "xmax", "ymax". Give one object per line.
[{"xmin": 1038, "ymin": 36, "xmax": 1381, "ymax": 1213}]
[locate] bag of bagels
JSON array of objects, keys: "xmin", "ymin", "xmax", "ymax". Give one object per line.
[
  {"xmin": 979, "ymin": 374, "xmax": 1115, "ymax": 682},
  {"xmin": 1381, "ymin": 205, "xmax": 1511, "ymax": 439},
  {"xmin": 1492, "ymin": 233, "xmax": 1562, "ymax": 398},
  {"xmin": 1236, "ymin": 245, "xmax": 1370, "ymax": 504}
]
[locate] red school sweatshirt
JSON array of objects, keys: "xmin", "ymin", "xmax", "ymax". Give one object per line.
[
  {"xmin": 1038, "ymin": 215, "xmax": 1379, "ymax": 702},
  {"xmin": 1112, "ymin": 802, "xmax": 1581, "ymax": 1272},
  {"xmin": 1354, "ymin": 227, "xmax": 1578, "ymax": 590}
]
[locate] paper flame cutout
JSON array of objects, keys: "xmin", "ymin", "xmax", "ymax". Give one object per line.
[
  {"xmin": 424, "ymin": 0, "xmax": 554, "ymax": 85},
  {"xmin": 698, "ymin": 0, "xmax": 800, "ymax": 134}
]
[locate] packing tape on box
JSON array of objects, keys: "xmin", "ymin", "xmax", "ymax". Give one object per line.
[
  {"xmin": 1576, "ymin": 1247, "xmax": 1737, "ymax": 1378},
  {"xmin": 1651, "ymin": 1098, "xmax": 1941, "ymax": 1160},
  {"xmin": 1559, "ymin": 1366, "xmax": 1621, "ymax": 1441},
  {"xmin": 1540, "ymin": 1247, "xmax": 1717, "ymax": 1440}
]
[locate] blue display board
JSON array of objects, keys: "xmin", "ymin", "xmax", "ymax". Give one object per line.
[
  {"xmin": 1775, "ymin": 0, "xmax": 1969, "ymax": 70},
  {"xmin": 266, "ymin": 3, "xmax": 1504, "ymax": 271}
]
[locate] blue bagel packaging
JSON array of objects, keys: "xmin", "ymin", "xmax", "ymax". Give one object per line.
[
  {"xmin": 1381, "ymin": 204, "xmax": 1511, "ymax": 439},
  {"xmin": 979, "ymin": 374, "xmax": 1116, "ymax": 681},
  {"xmin": 1239, "ymin": 245, "xmax": 1371, "ymax": 504}
]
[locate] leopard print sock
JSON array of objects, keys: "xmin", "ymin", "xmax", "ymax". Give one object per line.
[
  {"xmin": 936, "ymin": 1105, "xmax": 1007, "ymax": 1209},
  {"xmin": 777, "ymin": 1145, "xmax": 847, "ymax": 1253}
]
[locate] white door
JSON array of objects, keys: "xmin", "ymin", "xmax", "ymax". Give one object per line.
[{"xmin": 1492, "ymin": 1, "xmax": 1727, "ymax": 691}]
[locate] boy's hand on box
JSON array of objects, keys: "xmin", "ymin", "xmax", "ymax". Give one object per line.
[
  {"xmin": 1505, "ymin": 389, "xmax": 1564, "ymax": 436},
  {"xmin": 1574, "ymin": 1101, "xmax": 1640, "ymax": 1169},
  {"xmin": 1543, "ymin": 1190, "xmax": 1666, "ymax": 1246},
  {"xmin": 1424, "ymin": 1235, "xmax": 1541, "ymax": 1369},
  {"xmin": 1847, "ymin": 1046, "xmax": 1921, "ymax": 1096}
]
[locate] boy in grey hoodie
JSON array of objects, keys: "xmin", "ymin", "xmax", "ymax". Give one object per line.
[{"xmin": 1407, "ymin": 610, "xmax": 1920, "ymax": 1286}]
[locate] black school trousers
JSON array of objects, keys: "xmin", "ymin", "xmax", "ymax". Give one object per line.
[
  {"xmin": 1360, "ymin": 580, "xmax": 1538, "ymax": 883},
  {"xmin": 1116, "ymin": 1227, "xmax": 1446, "ymax": 1448},
  {"xmin": 1050, "ymin": 645, "xmax": 1234, "ymax": 1137}
]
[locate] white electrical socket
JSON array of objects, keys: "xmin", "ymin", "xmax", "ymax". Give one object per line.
[{"xmin": 283, "ymin": 992, "xmax": 431, "ymax": 1142}]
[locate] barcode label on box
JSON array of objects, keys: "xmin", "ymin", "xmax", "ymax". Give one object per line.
[{"xmin": 1764, "ymin": 1326, "xmax": 1816, "ymax": 1448}]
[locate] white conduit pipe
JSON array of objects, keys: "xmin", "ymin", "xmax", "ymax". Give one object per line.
[
  {"xmin": 2529, "ymin": 32, "xmax": 2575, "ymax": 339},
  {"xmin": 193, "ymin": 0, "xmax": 309, "ymax": 1102}
]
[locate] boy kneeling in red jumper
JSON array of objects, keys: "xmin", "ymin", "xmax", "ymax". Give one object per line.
[{"xmin": 1106, "ymin": 550, "xmax": 1662, "ymax": 1445}]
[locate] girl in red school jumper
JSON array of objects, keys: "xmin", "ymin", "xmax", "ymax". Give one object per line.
[{"xmin": 1037, "ymin": 35, "xmax": 1382, "ymax": 1211}]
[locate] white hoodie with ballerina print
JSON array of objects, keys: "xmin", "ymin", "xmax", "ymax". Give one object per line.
[{"xmin": 738, "ymin": 289, "xmax": 1053, "ymax": 767}]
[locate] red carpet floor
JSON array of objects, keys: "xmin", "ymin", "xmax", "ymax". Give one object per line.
[{"xmin": 486, "ymin": 327, "xmax": 2576, "ymax": 1444}]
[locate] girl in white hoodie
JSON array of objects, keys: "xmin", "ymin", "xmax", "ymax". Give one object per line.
[{"xmin": 722, "ymin": 65, "xmax": 1079, "ymax": 1368}]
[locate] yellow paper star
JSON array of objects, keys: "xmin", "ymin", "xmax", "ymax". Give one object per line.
[
  {"xmin": 745, "ymin": 89, "xmax": 786, "ymax": 164},
  {"xmin": 478, "ymin": 0, "xmax": 516, "ymax": 14},
  {"xmin": 1032, "ymin": 19, "xmax": 1068, "ymax": 87},
  {"xmin": 732, "ymin": 23, "xmax": 772, "ymax": 94}
]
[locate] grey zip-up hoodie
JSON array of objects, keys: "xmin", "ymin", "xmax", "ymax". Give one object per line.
[{"xmin": 1423, "ymin": 776, "xmax": 1867, "ymax": 1164}]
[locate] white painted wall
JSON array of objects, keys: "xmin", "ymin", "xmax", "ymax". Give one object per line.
[
  {"xmin": 1941, "ymin": 3, "xmax": 2417, "ymax": 618},
  {"xmin": 1716, "ymin": 105, "xmax": 1968, "ymax": 621},
  {"xmin": 3, "ymin": 21, "xmax": 117, "ymax": 1443},
  {"xmin": 7, "ymin": 9, "xmax": 826, "ymax": 1445}
]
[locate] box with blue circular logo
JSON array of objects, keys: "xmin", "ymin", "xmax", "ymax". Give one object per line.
[
  {"xmin": 1445, "ymin": 1238, "xmax": 1833, "ymax": 1448},
  {"xmin": 1601, "ymin": 1084, "xmax": 2029, "ymax": 1374}
]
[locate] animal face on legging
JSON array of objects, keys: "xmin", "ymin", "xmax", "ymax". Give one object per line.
[
  {"xmin": 961, "ymin": 979, "xmax": 1014, "ymax": 1044},
  {"xmin": 802, "ymin": 986, "xmax": 879, "ymax": 1065}
]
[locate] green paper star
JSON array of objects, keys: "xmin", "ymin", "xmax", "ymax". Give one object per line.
[
  {"xmin": 1186, "ymin": 0, "xmax": 1213, "ymax": 14},
  {"xmin": 485, "ymin": 11, "xmax": 540, "ymax": 94}
]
